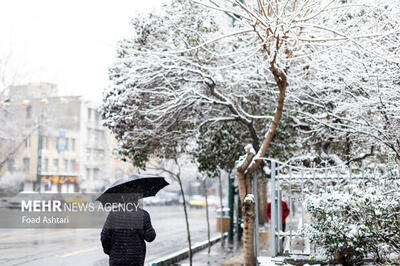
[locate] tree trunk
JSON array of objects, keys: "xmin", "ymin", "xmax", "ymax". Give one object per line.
[
  {"xmin": 218, "ymin": 174, "xmax": 225, "ymax": 248},
  {"xmin": 203, "ymin": 179, "xmax": 211, "ymax": 254},
  {"xmin": 242, "ymin": 177, "xmax": 256, "ymax": 266},
  {"xmin": 237, "ymin": 64, "xmax": 287, "ymax": 265},
  {"xmin": 178, "ymin": 176, "xmax": 192, "ymax": 265}
]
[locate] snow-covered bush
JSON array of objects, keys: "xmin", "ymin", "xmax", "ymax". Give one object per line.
[{"xmin": 305, "ymin": 172, "xmax": 400, "ymax": 265}]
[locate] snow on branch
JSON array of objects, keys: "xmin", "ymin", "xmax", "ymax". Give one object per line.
[
  {"xmin": 244, "ymin": 144, "xmax": 256, "ymax": 156},
  {"xmin": 244, "ymin": 193, "xmax": 255, "ymax": 204}
]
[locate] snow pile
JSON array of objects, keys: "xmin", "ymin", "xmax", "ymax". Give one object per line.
[{"xmin": 304, "ymin": 172, "xmax": 400, "ymax": 265}]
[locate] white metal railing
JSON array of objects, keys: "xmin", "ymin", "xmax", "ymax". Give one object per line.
[{"xmin": 265, "ymin": 158, "xmax": 400, "ymax": 257}]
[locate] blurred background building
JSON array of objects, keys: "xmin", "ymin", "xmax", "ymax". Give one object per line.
[{"xmin": 0, "ymin": 82, "xmax": 133, "ymax": 193}]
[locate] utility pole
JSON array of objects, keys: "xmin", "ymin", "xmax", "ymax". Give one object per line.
[
  {"xmin": 228, "ymin": 171, "xmax": 234, "ymax": 243},
  {"xmin": 228, "ymin": 0, "xmax": 244, "ymax": 243},
  {"xmin": 237, "ymin": 194, "xmax": 242, "ymax": 241},
  {"xmin": 36, "ymin": 109, "xmax": 43, "ymax": 192}
]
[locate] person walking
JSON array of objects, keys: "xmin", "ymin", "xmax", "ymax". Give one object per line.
[
  {"xmin": 266, "ymin": 200, "xmax": 290, "ymax": 232},
  {"xmin": 101, "ymin": 196, "xmax": 156, "ymax": 266}
]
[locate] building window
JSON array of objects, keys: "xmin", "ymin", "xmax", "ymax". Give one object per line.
[
  {"xmin": 43, "ymin": 158, "xmax": 48, "ymax": 172},
  {"xmin": 44, "ymin": 182, "xmax": 50, "ymax": 191},
  {"xmin": 63, "ymin": 159, "xmax": 68, "ymax": 172},
  {"xmin": 86, "ymin": 168, "xmax": 91, "ymax": 180},
  {"xmin": 95, "ymin": 111, "xmax": 99, "ymax": 122},
  {"xmin": 87, "ymin": 129, "xmax": 91, "ymax": 143},
  {"xmin": 70, "ymin": 160, "xmax": 76, "ymax": 173},
  {"xmin": 71, "ymin": 138, "xmax": 75, "ymax": 151},
  {"xmin": 65, "ymin": 138, "xmax": 69, "ymax": 151},
  {"xmin": 42, "ymin": 136, "xmax": 49, "ymax": 150},
  {"xmin": 93, "ymin": 168, "xmax": 99, "ymax": 179},
  {"xmin": 94, "ymin": 130, "xmax": 99, "ymax": 142},
  {"xmin": 25, "ymin": 136, "xmax": 31, "ymax": 148},
  {"xmin": 8, "ymin": 159, "xmax": 15, "ymax": 172},
  {"xmin": 55, "ymin": 137, "xmax": 59, "ymax": 151},
  {"xmin": 23, "ymin": 158, "xmax": 30, "ymax": 173},
  {"xmin": 53, "ymin": 159, "xmax": 59, "ymax": 172},
  {"xmin": 26, "ymin": 105, "xmax": 32, "ymax": 118},
  {"xmin": 38, "ymin": 136, "xmax": 43, "ymax": 148},
  {"xmin": 88, "ymin": 108, "xmax": 91, "ymax": 120}
]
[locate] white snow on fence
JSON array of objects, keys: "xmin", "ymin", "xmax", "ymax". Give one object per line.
[{"xmin": 264, "ymin": 158, "xmax": 400, "ymax": 257}]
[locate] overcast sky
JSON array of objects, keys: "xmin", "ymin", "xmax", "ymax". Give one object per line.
[{"xmin": 0, "ymin": 0, "xmax": 166, "ymax": 102}]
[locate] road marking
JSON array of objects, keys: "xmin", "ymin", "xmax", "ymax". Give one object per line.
[
  {"xmin": 0, "ymin": 229, "xmax": 86, "ymax": 241},
  {"xmin": 56, "ymin": 245, "xmax": 100, "ymax": 257}
]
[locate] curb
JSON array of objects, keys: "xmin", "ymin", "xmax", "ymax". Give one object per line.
[{"xmin": 148, "ymin": 233, "xmax": 228, "ymax": 266}]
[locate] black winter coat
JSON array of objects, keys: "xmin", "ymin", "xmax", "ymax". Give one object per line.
[{"xmin": 101, "ymin": 208, "xmax": 156, "ymax": 266}]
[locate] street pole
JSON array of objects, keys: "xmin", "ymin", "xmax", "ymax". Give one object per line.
[
  {"xmin": 237, "ymin": 193, "xmax": 242, "ymax": 241},
  {"xmin": 218, "ymin": 174, "xmax": 225, "ymax": 248},
  {"xmin": 202, "ymin": 179, "xmax": 211, "ymax": 254},
  {"xmin": 36, "ymin": 110, "xmax": 43, "ymax": 192},
  {"xmin": 228, "ymin": 171, "xmax": 234, "ymax": 243},
  {"xmin": 230, "ymin": 0, "xmax": 244, "ymax": 243}
]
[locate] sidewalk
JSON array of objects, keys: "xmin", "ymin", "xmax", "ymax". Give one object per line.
[
  {"xmin": 178, "ymin": 238, "xmax": 243, "ymax": 265},
  {"xmin": 177, "ymin": 225, "xmax": 276, "ymax": 265},
  {"xmin": 225, "ymin": 225, "xmax": 272, "ymax": 265}
]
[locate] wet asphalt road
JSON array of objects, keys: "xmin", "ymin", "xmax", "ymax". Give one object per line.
[{"xmin": 0, "ymin": 205, "xmax": 218, "ymax": 266}]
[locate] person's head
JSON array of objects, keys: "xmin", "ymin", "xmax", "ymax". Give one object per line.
[{"xmin": 121, "ymin": 193, "xmax": 140, "ymax": 204}]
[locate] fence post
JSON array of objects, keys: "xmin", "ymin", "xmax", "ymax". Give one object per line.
[
  {"xmin": 253, "ymin": 173, "xmax": 259, "ymax": 260},
  {"xmin": 276, "ymin": 162, "xmax": 282, "ymax": 254},
  {"xmin": 237, "ymin": 195, "xmax": 242, "ymax": 241},
  {"xmin": 228, "ymin": 172, "xmax": 234, "ymax": 243},
  {"xmin": 277, "ymin": 189, "xmax": 283, "ymax": 254},
  {"xmin": 289, "ymin": 166, "xmax": 293, "ymax": 253},
  {"xmin": 271, "ymin": 160, "xmax": 277, "ymax": 256}
]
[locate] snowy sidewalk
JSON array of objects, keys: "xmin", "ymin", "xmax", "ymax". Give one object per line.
[
  {"xmin": 177, "ymin": 237, "xmax": 242, "ymax": 265},
  {"xmin": 224, "ymin": 226, "xmax": 271, "ymax": 265},
  {"xmin": 177, "ymin": 221, "xmax": 307, "ymax": 265}
]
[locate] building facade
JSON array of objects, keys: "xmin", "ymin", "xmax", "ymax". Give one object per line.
[{"xmin": 0, "ymin": 82, "xmax": 133, "ymax": 193}]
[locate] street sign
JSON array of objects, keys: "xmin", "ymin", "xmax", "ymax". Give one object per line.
[{"xmin": 59, "ymin": 130, "xmax": 66, "ymax": 138}]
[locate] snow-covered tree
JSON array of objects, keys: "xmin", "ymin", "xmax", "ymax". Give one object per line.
[
  {"xmin": 101, "ymin": 0, "xmax": 400, "ymax": 263},
  {"xmin": 0, "ymin": 52, "xmax": 35, "ymax": 172},
  {"xmin": 297, "ymin": 65, "xmax": 400, "ymax": 163},
  {"xmin": 287, "ymin": 0, "xmax": 400, "ymax": 164},
  {"xmin": 101, "ymin": 2, "xmax": 278, "ymax": 167},
  {"xmin": 198, "ymin": 0, "xmax": 399, "ymax": 262}
]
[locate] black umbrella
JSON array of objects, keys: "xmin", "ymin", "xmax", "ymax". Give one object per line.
[{"xmin": 96, "ymin": 174, "xmax": 169, "ymax": 204}]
